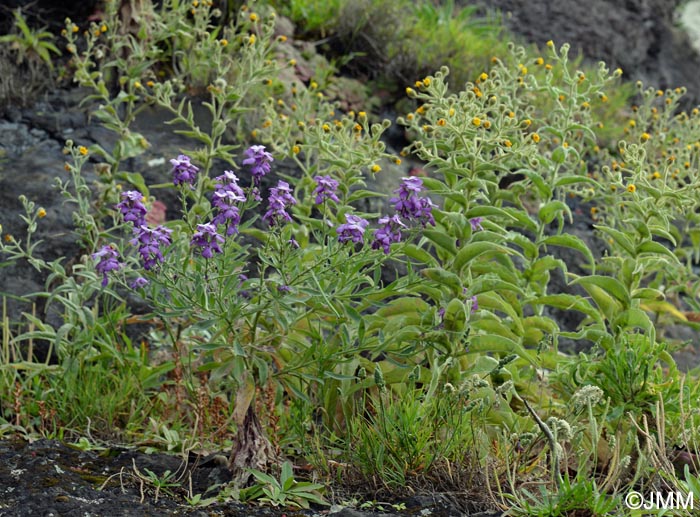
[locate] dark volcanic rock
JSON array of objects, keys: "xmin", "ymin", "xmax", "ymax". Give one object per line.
[{"xmin": 474, "ymin": 0, "xmax": 700, "ymax": 107}]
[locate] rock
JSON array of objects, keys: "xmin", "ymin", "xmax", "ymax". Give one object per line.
[{"xmin": 474, "ymin": 0, "xmax": 700, "ymax": 107}]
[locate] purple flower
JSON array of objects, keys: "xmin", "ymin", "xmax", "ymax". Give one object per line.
[
  {"xmin": 337, "ymin": 214, "xmax": 370, "ymax": 244},
  {"xmin": 214, "ymin": 170, "xmax": 247, "ymax": 201},
  {"xmin": 313, "ymin": 175, "xmax": 340, "ymax": 204},
  {"xmin": 130, "ymin": 277, "xmax": 149, "ymax": 289},
  {"xmin": 263, "ymin": 180, "xmax": 297, "ymax": 226},
  {"xmin": 191, "ymin": 223, "xmax": 225, "ymax": 258},
  {"xmin": 170, "ymin": 154, "xmax": 199, "ymax": 186},
  {"xmin": 130, "ymin": 225, "xmax": 172, "ymax": 270},
  {"xmin": 92, "ymin": 244, "xmax": 122, "ymax": 287},
  {"xmin": 277, "ymin": 284, "xmax": 291, "ymax": 293},
  {"xmin": 470, "ymin": 295, "xmax": 478, "ymax": 313},
  {"xmin": 242, "ymin": 145, "xmax": 273, "ymax": 183},
  {"xmin": 372, "ymin": 214, "xmax": 406, "ymax": 254},
  {"xmin": 288, "ymin": 238, "xmax": 300, "ymax": 248},
  {"xmin": 470, "ymin": 217, "xmax": 483, "ymax": 232},
  {"xmin": 212, "ymin": 191, "xmax": 243, "ymax": 236},
  {"xmin": 390, "ymin": 177, "xmax": 436, "ymax": 226},
  {"xmin": 116, "ymin": 191, "xmax": 148, "ymax": 226}
]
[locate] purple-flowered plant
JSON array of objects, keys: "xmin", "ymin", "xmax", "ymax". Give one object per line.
[
  {"xmin": 214, "ymin": 170, "xmax": 247, "ymax": 200},
  {"xmin": 390, "ymin": 177, "xmax": 436, "ymax": 226},
  {"xmin": 116, "ymin": 190, "xmax": 148, "ymax": 226},
  {"xmin": 242, "ymin": 145, "xmax": 273, "ymax": 183},
  {"xmin": 92, "ymin": 244, "xmax": 122, "ymax": 287},
  {"xmin": 191, "ymin": 222, "xmax": 225, "ymax": 258},
  {"xmin": 130, "ymin": 276, "xmax": 149, "ymax": 289},
  {"xmin": 372, "ymin": 214, "xmax": 406, "ymax": 254},
  {"xmin": 312, "ymin": 175, "xmax": 340, "ymax": 204},
  {"xmin": 263, "ymin": 180, "xmax": 296, "ymax": 226},
  {"xmin": 212, "ymin": 190, "xmax": 244, "ymax": 236},
  {"xmin": 130, "ymin": 225, "xmax": 173, "ymax": 270},
  {"xmin": 470, "ymin": 217, "xmax": 483, "ymax": 232},
  {"xmin": 337, "ymin": 214, "xmax": 370, "ymax": 244},
  {"xmin": 170, "ymin": 154, "xmax": 199, "ymax": 186}
]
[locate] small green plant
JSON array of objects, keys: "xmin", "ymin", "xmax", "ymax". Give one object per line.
[
  {"xmin": 0, "ymin": 9, "xmax": 60, "ymax": 69},
  {"xmin": 240, "ymin": 461, "xmax": 327, "ymax": 509}
]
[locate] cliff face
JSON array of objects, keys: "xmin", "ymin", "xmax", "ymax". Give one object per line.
[{"xmin": 473, "ymin": 0, "xmax": 700, "ymax": 106}]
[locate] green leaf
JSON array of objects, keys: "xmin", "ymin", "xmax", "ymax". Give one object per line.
[
  {"xmin": 469, "ymin": 334, "xmax": 538, "ymax": 366},
  {"xmin": 421, "ymin": 268, "xmax": 462, "ymax": 292},
  {"xmin": 611, "ymin": 308, "xmax": 653, "ymax": 332},
  {"xmin": 531, "ymin": 293, "xmax": 601, "ymax": 321},
  {"xmin": 554, "ymin": 175, "xmax": 599, "ymax": 188},
  {"xmin": 540, "ymin": 234, "xmax": 594, "ymax": 272},
  {"xmin": 635, "ymin": 240, "xmax": 679, "ymax": 262},
  {"xmin": 402, "ymin": 243, "xmax": 436, "ymax": 265},
  {"xmin": 631, "ymin": 287, "xmax": 665, "ymax": 301},
  {"xmin": 423, "ymin": 230, "xmax": 457, "ymax": 255},
  {"xmin": 538, "ymin": 200, "xmax": 571, "ymax": 224},
  {"xmin": 453, "ymin": 241, "xmax": 510, "ymax": 273},
  {"xmin": 572, "ymin": 275, "xmax": 630, "ymax": 308},
  {"xmin": 594, "ymin": 225, "xmax": 635, "ymax": 256}
]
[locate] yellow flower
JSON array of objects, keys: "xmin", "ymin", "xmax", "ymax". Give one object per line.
[
  {"xmin": 220, "ymin": 38, "xmax": 228, "ymax": 46},
  {"xmin": 693, "ymin": 108, "xmax": 699, "ymax": 116},
  {"xmin": 147, "ymin": 80, "xmax": 155, "ymax": 87},
  {"xmin": 610, "ymin": 185, "xmax": 617, "ymax": 192},
  {"xmin": 322, "ymin": 123, "xmax": 331, "ymax": 132},
  {"xmin": 358, "ymin": 111, "xmax": 367, "ymax": 121},
  {"xmin": 522, "ymin": 118, "xmax": 532, "ymax": 127},
  {"xmin": 627, "ymin": 184, "xmax": 636, "ymax": 193},
  {"xmin": 640, "ymin": 133, "xmax": 650, "ymax": 142},
  {"xmin": 437, "ymin": 118, "xmax": 446, "ymax": 127},
  {"xmin": 289, "ymin": 59, "xmax": 297, "ymax": 66},
  {"xmin": 78, "ymin": 146, "xmax": 88, "ymax": 156},
  {"xmin": 37, "ymin": 208, "xmax": 46, "ymax": 218},
  {"xmin": 685, "ymin": 161, "xmax": 691, "ymax": 169},
  {"xmin": 483, "ymin": 120, "xmax": 491, "ymax": 129},
  {"xmin": 448, "ymin": 107, "xmax": 455, "ymax": 117},
  {"xmin": 651, "ymin": 171, "xmax": 661, "ymax": 180},
  {"xmin": 393, "ymin": 157, "xmax": 402, "ymax": 165},
  {"xmin": 262, "ymin": 119, "xmax": 271, "ymax": 128},
  {"xmin": 628, "ymin": 120, "xmax": 636, "ymax": 127},
  {"xmin": 4, "ymin": 234, "xmax": 12, "ymax": 243},
  {"xmin": 405, "ymin": 87, "xmax": 416, "ymax": 97},
  {"xmin": 581, "ymin": 101, "xmax": 590, "ymax": 109},
  {"xmin": 531, "ymin": 133, "xmax": 540, "ymax": 143},
  {"xmin": 406, "ymin": 113, "xmax": 414, "ymax": 121},
  {"xmin": 72, "ymin": 24, "xmax": 79, "ymax": 33},
  {"xmin": 371, "ymin": 164, "xmax": 381, "ymax": 173},
  {"xmin": 546, "ymin": 40, "xmax": 554, "ymax": 48},
  {"xmin": 656, "ymin": 89, "xmax": 664, "ymax": 97},
  {"xmin": 479, "ymin": 72, "xmax": 488, "ymax": 82},
  {"xmin": 423, "ymin": 77, "xmax": 431, "ymax": 86},
  {"xmin": 472, "ymin": 86, "xmax": 482, "ymax": 98},
  {"xmin": 248, "ymin": 34, "xmax": 256, "ymax": 45},
  {"xmin": 292, "ymin": 145, "xmax": 300, "ymax": 154},
  {"xmin": 600, "ymin": 94, "xmax": 608, "ymax": 103},
  {"xmin": 100, "ymin": 24, "xmax": 108, "ymax": 33},
  {"xmin": 249, "ymin": 13, "xmax": 258, "ymax": 22},
  {"xmin": 590, "ymin": 207, "xmax": 599, "ymax": 216},
  {"xmin": 353, "ymin": 123, "xmax": 362, "ymax": 132},
  {"xmin": 472, "ymin": 116, "xmax": 481, "ymax": 127},
  {"xmin": 503, "ymin": 139, "xmax": 512, "ymax": 148},
  {"xmin": 558, "ymin": 94, "xmax": 565, "ymax": 102},
  {"xmin": 614, "ymin": 68, "xmax": 622, "ymax": 76},
  {"xmin": 534, "ymin": 57, "xmax": 544, "ymax": 65},
  {"xmin": 277, "ymin": 35, "xmax": 288, "ymax": 42},
  {"xmin": 545, "ymin": 64, "xmax": 553, "ymax": 71}
]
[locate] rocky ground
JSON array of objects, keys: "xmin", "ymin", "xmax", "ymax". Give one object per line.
[
  {"xmin": 0, "ymin": 438, "xmax": 501, "ymax": 516},
  {"xmin": 2, "ymin": 1, "xmax": 700, "ymax": 515}
]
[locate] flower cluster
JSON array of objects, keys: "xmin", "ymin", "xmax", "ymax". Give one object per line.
[
  {"xmin": 390, "ymin": 177, "xmax": 436, "ymax": 226},
  {"xmin": 116, "ymin": 191, "xmax": 148, "ymax": 226},
  {"xmin": 337, "ymin": 214, "xmax": 370, "ymax": 244},
  {"xmin": 116, "ymin": 189, "xmax": 172, "ymax": 272},
  {"xmin": 263, "ymin": 180, "xmax": 296, "ymax": 226},
  {"xmin": 191, "ymin": 222, "xmax": 225, "ymax": 258},
  {"xmin": 170, "ymin": 154, "xmax": 199, "ymax": 186},
  {"xmin": 313, "ymin": 175, "xmax": 340, "ymax": 204},
  {"xmin": 92, "ymin": 245, "xmax": 122, "ymax": 287},
  {"xmin": 243, "ymin": 145, "xmax": 273, "ymax": 200},
  {"xmin": 130, "ymin": 225, "xmax": 173, "ymax": 270},
  {"xmin": 372, "ymin": 215, "xmax": 405, "ymax": 254},
  {"xmin": 212, "ymin": 170, "xmax": 246, "ymax": 236}
]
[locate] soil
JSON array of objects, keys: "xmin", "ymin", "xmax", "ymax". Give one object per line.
[{"xmin": 0, "ymin": 438, "xmax": 500, "ymax": 516}]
